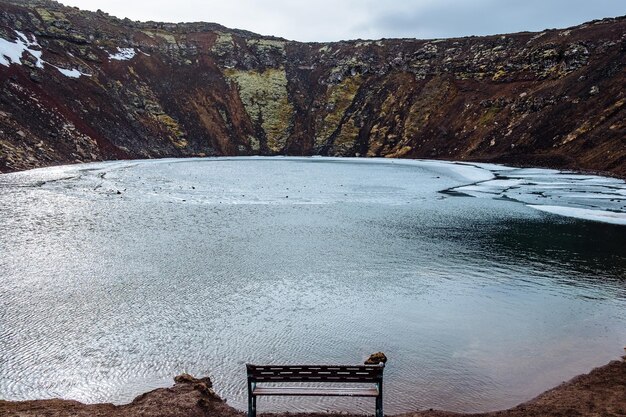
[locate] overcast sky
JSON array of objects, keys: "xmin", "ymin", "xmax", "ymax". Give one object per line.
[{"xmin": 59, "ymin": 0, "xmax": 625, "ymax": 42}]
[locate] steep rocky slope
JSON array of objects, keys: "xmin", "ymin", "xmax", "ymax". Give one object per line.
[{"xmin": 0, "ymin": 0, "xmax": 624, "ymax": 175}]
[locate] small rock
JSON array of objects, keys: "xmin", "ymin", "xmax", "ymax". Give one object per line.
[
  {"xmin": 29, "ymin": 71, "xmax": 43, "ymax": 83},
  {"xmin": 365, "ymin": 352, "xmax": 388, "ymax": 365},
  {"xmin": 174, "ymin": 373, "xmax": 198, "ymax": 384},
  {"xmin": 590, "ymin": 86, "xmax": 599, "ymax": 95}
]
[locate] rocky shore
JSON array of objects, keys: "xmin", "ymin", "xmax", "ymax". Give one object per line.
[{"xmin": 1, "ymin": 359, "xmax": 624, "ymax": 417}]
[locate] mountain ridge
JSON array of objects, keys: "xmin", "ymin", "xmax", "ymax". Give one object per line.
[{"xmin": 0, "ymin": 0, "xmax": 624, "ymax": 175}]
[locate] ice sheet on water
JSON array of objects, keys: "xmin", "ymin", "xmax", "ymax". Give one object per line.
[
  {"xmin": 502, "ymin": 168, "xmax": 562, "ymax": 177},
  {"xmin": 442, "ymin": 163, "xmax": 495, "ymax": 182},
  {"xmin": 529, "ymin": 205, "xmax": 626, "ymax": 226},
  {"xmin": 460, "ymin": 162, "xmax": 517, "ymax": 172},
  {"xmin": 405, "ymin": 160, "xmax": 494, "ymax": 182},
  {"xmin": 6, "ymin": 157, "xmax": 624, "ymax": 225},
  {"xmin": 448, "ymin": 167, "xmax": 626, "ymax": 225}
]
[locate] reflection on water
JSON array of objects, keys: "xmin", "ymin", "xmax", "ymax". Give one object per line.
[
  {"xmin": 482, "ymin": 219, "xmax": 626, "ymax": 288},
  {"xmin": 0, "ymin": 157, "xmax": 624, "ymax": 414}
]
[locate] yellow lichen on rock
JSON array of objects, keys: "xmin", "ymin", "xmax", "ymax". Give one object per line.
[
  {"xmin": 212, "ymin": 32, "xmax": 234, "ymax": 56},
  {"xmin": 141, "ymin": 30, "xmax": 177, "ymax": 44},
  {"xmin": 332, "ymin": 116, "xmax": 360, "ymax": 155},
  {"xmin": 561, "ymin": 121, "xmax": 591, "ymax": 145},
  {"xmin": 479, "ymin": 106, "xmax": 501, "ymax": 127},
  {"xmin": 35, "ymin": 8, "xmax": 67, "ymax": 23},
  {"xmin": 246, "ymin": 39, "xmax": 286, "ymax": 55},
  {"xmin": 35, "ymin": 8, "xmax": 55, "ymax": 23},
  {"xmin": 156, "ymin": 114, "xmax": 188, "ymax": 148},
  {"xmin": 561, "ymin": 98, "xmax": 624, "ymax": 145},
  {"xmin": 314, "ymin": 76, "xmax": 362, "ymax": 148},
  {"xmin": 492, "ymin": 67, "xmax": 507, "ymax": 81},
  {"xmin": 402, "ymin": 78, "xmax": 452, "ymax": 141},
  {"xmin": 366, "ymin": 94, "xmax": 398, "ymax": 151},
  {"xmin": 385, "ymin": 146, "xmax": 412, "ymax": 158},
  {"xmin": 403, "ymin": 102, "xmax": 430, "ymax": 140},
  {"xmin": 318, "ymin": 45, "xmax": 331, "ymax": 54},
  {"xmin": 367, "ymin": 140, "xmax": 383, "ymax": 157},
  {"xmin": 224, "ymin": 67, "xmax": 293, "ymax": 152},
  {"xmin": 246, "ymin": 135, "xmax": 260, "ymax": 152}
]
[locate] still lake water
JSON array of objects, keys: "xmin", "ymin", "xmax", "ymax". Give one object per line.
[{"xmin": 1, "ymin": 157, "xmax": 625, "ymax": 414}]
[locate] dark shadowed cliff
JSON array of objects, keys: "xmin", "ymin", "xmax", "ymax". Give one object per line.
[{"xmin": 0, "ymin": 0, "xmax": 624, "ymax": 175}]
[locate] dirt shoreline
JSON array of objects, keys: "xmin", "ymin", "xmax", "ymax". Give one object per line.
[{"xmin": 1, "ymin": 358, "xmax": 625, "ymax": 417}]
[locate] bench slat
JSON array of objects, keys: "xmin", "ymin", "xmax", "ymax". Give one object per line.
[
  {"xmin": 247, "ymin": 364, "xmax": 383, "ymax": 382},
  {"xmin": 252, "ymin": 386, "xmax": 379, "ymax": 397}
]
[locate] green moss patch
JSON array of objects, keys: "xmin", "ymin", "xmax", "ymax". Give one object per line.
[
  {"xmin": 314, "ymin": 76, "xmax": 362, "ymax": 147},
  {"xmin": 225, "ymin": 67, "xmax": 293, "ymax": 152}
]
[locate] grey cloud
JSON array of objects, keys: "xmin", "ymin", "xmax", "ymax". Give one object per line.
[
  {"xmin": 362, "ymin": 0, "xmax": 626, "ymax": 40},
  {"xmin": 60, "ymin": 0, "xmax": 625, "ymax": 42}
]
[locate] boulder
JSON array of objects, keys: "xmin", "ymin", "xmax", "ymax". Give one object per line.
[{"xmin": 365, "ymin": 352, "xmax": 388, "ymax": 364}]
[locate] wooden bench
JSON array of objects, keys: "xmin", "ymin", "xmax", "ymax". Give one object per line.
[{"xmin": 246, "ymin": 364, "xmax": 384, "ymax": 417}]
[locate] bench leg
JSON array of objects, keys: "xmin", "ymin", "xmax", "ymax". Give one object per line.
[
  {"xmin": 248, "ymin": 394, "xmax": 256, "ymax": 417},
  {"xmin": 376, "ymin": 395, "xmax": 383, "ymax": 417}
]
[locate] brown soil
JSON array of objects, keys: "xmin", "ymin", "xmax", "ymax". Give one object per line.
[{"xmin": 1, "ymin": 359, "xmax": 624, "ymax": 417}]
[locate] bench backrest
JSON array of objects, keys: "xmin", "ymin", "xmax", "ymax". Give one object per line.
[{"xmin": 246, "ymin": 364, "xmax": 384, "ymax": 383}]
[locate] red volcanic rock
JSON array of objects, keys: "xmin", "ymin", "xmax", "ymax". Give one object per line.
[{"xmin": 0, "ymin": 0, "xmax": 624, "ymax": 177}]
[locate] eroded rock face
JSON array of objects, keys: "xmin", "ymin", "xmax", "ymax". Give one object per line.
[
  {"xmin": 0, "ymin": 0, "xmax": 624, "ymax": 176},
  {"xmin": 0, "ymin": 373, "xmax": 233, "ymax": 417}
]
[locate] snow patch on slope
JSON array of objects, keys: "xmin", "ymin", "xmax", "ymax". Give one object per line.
[
  {"xmin": 54, "ymin": 66, "xmax": 91, "ymax": 78},
  {"xmin": 0, "ymin": 31, "xmax": 44, "ymax": 68},
  {"xmin": 0, "ymin": 31, "xmax": 90, "ymax": 78},
  {"xmin": 108, "ymin": 47, "xmax": 136, "ymax": 61}
]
